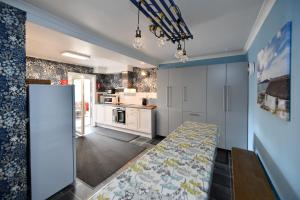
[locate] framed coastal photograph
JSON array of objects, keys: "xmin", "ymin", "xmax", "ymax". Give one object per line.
[{"xmin": 256, "ymin": 21, "xmax": 291, "ymax": 121}]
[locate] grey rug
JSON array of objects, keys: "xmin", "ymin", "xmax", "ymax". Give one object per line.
[
  {"xmin": 76, "ymin": 133, "xmax": 145, "ymax": 187},
  {"xmin": 85, "ymin": 126, "xmax": 138, "ymax": 142}
]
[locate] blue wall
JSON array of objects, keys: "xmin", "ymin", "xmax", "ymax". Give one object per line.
[
  {"xmin": 247, "ymin": 0, "xmax": 300, "ymax": 199},
  {"xmin": 0, "ymin": 2, "xmax": 27, "ymax": 199}
]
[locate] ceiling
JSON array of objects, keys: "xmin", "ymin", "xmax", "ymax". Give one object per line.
[
  {"xmin": 24, "ymin": 0, "xmax": 264, "ymax": 64},
  {"xmin": 26, "ymin": 22, "xmax": 155, "ymax": 73}
]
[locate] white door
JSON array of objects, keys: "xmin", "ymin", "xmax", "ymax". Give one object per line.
[
  {"xmin": 225, "ymin": 62, "xmax": 248, "ymax": 149},
  {"xmin": 207, "ymin": 64, "xmax": 227, "ymax": 149},
  {"xmin": 156, "ymin": 69, "xmax": 169, "ymax": 136},
  {"xmin": 168, "ymin": 68, "xmax": 183, "ymax": 133},
  {"xmin": 182, "ymin": 66, "xmax": 207, "ymax": 113}
]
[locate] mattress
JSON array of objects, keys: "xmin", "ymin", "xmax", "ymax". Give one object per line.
[{"xmin": 90, "ymin": 121, "xmax": 218, "ymax": 200}]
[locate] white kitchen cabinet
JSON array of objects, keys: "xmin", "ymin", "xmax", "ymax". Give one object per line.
[
  {"xmin": 168, "ymin": 68, "xmax": 183, "ymax": 133},
  {"xmin": 157, "ymin": 62, "xmax": 248, "ymax": 149},
  {"xmin": 104, "ymin": 105, "xmax": 113, "ymax": 126},
  {"xmin": 182, "ymin": 66, "xmax": 207, "ymax": 113},
  {"xmin": 207, "ymin": 62, "xmax": 248, "ymax": 150},
  {"xmin": 182, "ymin": 111, "xmax": 206, "ymax": 123},
  {"xmin": 138, "ymin": 109, "xmax": 152, "ymax": 133},
  {"xmin": 207, "ymin": 64, "xmax": 227, "ymax": 149},
  {"xmin": 95, "ymin": 104, "xmax": 105, "ymax": 124},
  {"xmin": 156, "ymin": 68, "xmax": 169, "ymax": 136},
  {"xmin": 126, "ymin": 108, "xmax": 139, "ymax": 130},
  {"xmin": 225, "ymin": 62, "xmax": 248, "ymax": 149}
]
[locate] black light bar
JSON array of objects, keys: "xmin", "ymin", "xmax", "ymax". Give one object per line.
[{"xmin": 130, "ymin": 0, "xmax": 193, "ymax": 43}]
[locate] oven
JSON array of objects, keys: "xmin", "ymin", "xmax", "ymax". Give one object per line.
[{"xmin": 112, "ymin": 107, "xmax": 126, "ymax": 124}]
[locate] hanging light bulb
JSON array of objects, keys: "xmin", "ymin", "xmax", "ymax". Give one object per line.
[
  {"xmin": 180, "ymin": 49, "xmax": 189, "ymax": 63},
  {"xmin": 133, "ymin": 28, "xmax": 143, "ymax": 49},
  {"xmin": 180, "ymin": 39, "xmax": 188, "ymax": 63},
  {"xmin": 174, "ymin": 42, "xmax": 183, "ymax": 59},
  {"xmin": 157, "ymin": 31, "xmax": 166, "ymax": 47},
  {"xmin": 133, "ymin": 2, "xmax": 143, "ymax": 49}
]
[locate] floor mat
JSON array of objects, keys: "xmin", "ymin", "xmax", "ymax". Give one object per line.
[
  {"xmin": 76, "ymin": 133, "xmax": 145, "ymax": 187},
  {"xmin": 85, "ymin": 126, "xmax": 138, "ymax": 142}
]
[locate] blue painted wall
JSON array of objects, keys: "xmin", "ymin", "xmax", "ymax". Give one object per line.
[
  {"xmin": 247, "ymin": 0, "xmax": 300, "ymax": 199},
  {"xmin": 159, "ymin": 54, "xmax": 247, "ymax": 69},
  {"xmin": 0, "ymin": 2, "xmax": 27, "ymax": 199}
]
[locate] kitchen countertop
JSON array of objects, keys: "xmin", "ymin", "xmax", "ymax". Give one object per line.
[{"xmin": 95, "ymin": 103, "xmax": 157, "ymax": 110}]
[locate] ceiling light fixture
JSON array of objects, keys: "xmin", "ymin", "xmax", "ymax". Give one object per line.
[
  {"xmin": 180, "ymin": 40, "xmax": 188, "ymax": 63},
  {"xmin": 61, "ymin": 51, "xmax": 90, "ymax": 60},
  {"xmin": 130, "ymin": 0, "xmax": 193, "ymax": 63},
  {"xmin": 174, "ymin": 42, "xmax": 183, "ymax": 59},
  {"xmin": 133, "ymin": 1, "xmax": 143, "ymax": 49}
]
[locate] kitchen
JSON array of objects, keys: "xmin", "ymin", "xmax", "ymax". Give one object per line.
[{"xmin": 2, "ymin": 0, "xmax": 299, "ymax": 200}]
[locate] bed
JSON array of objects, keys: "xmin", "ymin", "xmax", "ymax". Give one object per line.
[{"xmin": 90, "ymin": 121, "xmax": 218, "ymax": 200}]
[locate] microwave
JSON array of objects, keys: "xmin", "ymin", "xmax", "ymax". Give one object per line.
[{"xmin": 103, "ymin": 96, "xmax": 117, "ymax": 104}]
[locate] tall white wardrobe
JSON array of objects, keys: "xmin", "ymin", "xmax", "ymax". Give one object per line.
[{"xmin": 156, "ymin": 62, "xmax": 248, "ymax": 150}]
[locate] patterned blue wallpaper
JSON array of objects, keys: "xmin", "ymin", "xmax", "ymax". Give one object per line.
[
  {"xmin": 0, "ymin": 2, "xmax": 27, "ymax": 199},
  {"xmin": 26, "ymin": 57, "xmax": 94, "ymax": 85}
]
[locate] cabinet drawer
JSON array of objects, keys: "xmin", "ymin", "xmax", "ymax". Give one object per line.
[{"xmin": 182, "ymin": 112, "xmax": 206, "ymax": 123}]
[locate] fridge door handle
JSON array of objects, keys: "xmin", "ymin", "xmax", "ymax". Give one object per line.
[{"xmin": 223, "ymin": 85, "xmax": 227, "ymax": 112}]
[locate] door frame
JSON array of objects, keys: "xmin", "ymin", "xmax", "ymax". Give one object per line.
[{"xmin": 68, "ymin": 72, "xmax": 96, "ymax": 135}]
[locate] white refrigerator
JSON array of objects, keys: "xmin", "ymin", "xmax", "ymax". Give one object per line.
[{"xmin": 29, "ymin": 85, "xmax": 75, "ymax": 200}]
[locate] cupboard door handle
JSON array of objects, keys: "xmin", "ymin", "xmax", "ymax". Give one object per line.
[
  {"xmin": 169, "ymin": 86, "xmax": 172, "ymax": 107},
  {"xmin": 190, "ymin": 113, "xmax": 200, "ymax": 116},
  {"xmin": 166, "ymin": 87, "xmax": 169, "ymax": 107},
  {"xmin": 223, "ymin": 85, "xmax": 227, "ymax": 112},
  {"xmin": 183, "ymin": 86, "xmax": 187, "ymax": 102},
  {"xmin": 226, "ymin": 85, "xmax": 231, "ymax": 112}
]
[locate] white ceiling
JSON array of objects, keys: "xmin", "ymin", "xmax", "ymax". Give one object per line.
[
  {"xmin": 26, "ymin": 22, "xmax": 156, "ymax": 73},
  {"xmin": 23, "ymin": 0, "xmax": 264, "ymax": 65}
]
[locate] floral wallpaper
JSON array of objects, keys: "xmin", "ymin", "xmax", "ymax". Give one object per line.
[
  {"xmin": 132, "ymin": 67, "xmax": 157, "ymax": 92},
  {"xmin": 26, "ymin": 57, "xmax": 94, "ymax": 85},
  {"xmin": 26, "ymin": 57, "xmax": 157, "ymax": 92},
  {"xmin": 96, "ymin": 67, "xmax": 157, "ymax": 92},
  {"xmin": 0, "ymin": 2, "xmax": 27, "ymax": 199}
]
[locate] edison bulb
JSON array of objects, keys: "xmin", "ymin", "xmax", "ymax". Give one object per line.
[
  {"xmin": 158, "ymin": 37, "xmax": 166, "ymax": 47},
  {"xmin": 133, "ymin": 36, "xmax": 143, "ymax": 49},
  {"xmin": 174, "ymin": 49, "xmax": 183, "ymax": 59}
]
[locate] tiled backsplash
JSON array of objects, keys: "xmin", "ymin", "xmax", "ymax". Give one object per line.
[{"xmin": 118, "ymin": 92, "xmax": 157, "ymax": 105}]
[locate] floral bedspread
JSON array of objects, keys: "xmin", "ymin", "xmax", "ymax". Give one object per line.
[{"xmin": 90, "ymin": 121, "xmax": 218, "ymax": 200}]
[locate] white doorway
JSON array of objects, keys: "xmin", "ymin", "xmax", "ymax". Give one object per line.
[{"xmin": 68, "ymin": 72, "xmax": 96, "ymax": 136}]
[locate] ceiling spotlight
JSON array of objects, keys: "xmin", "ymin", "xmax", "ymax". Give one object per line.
[
  {"xmin": 133, "ymin": 2, "xmax": 143, "ymax": 49},
  {"xmin": 61, "ymin": 51, "xmax": 90, "ymax": 60}
]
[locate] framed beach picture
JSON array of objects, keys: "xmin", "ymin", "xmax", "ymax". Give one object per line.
[{"xmin": 256, "ymin": 21, "xmax": 291, "ymax": 121}]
